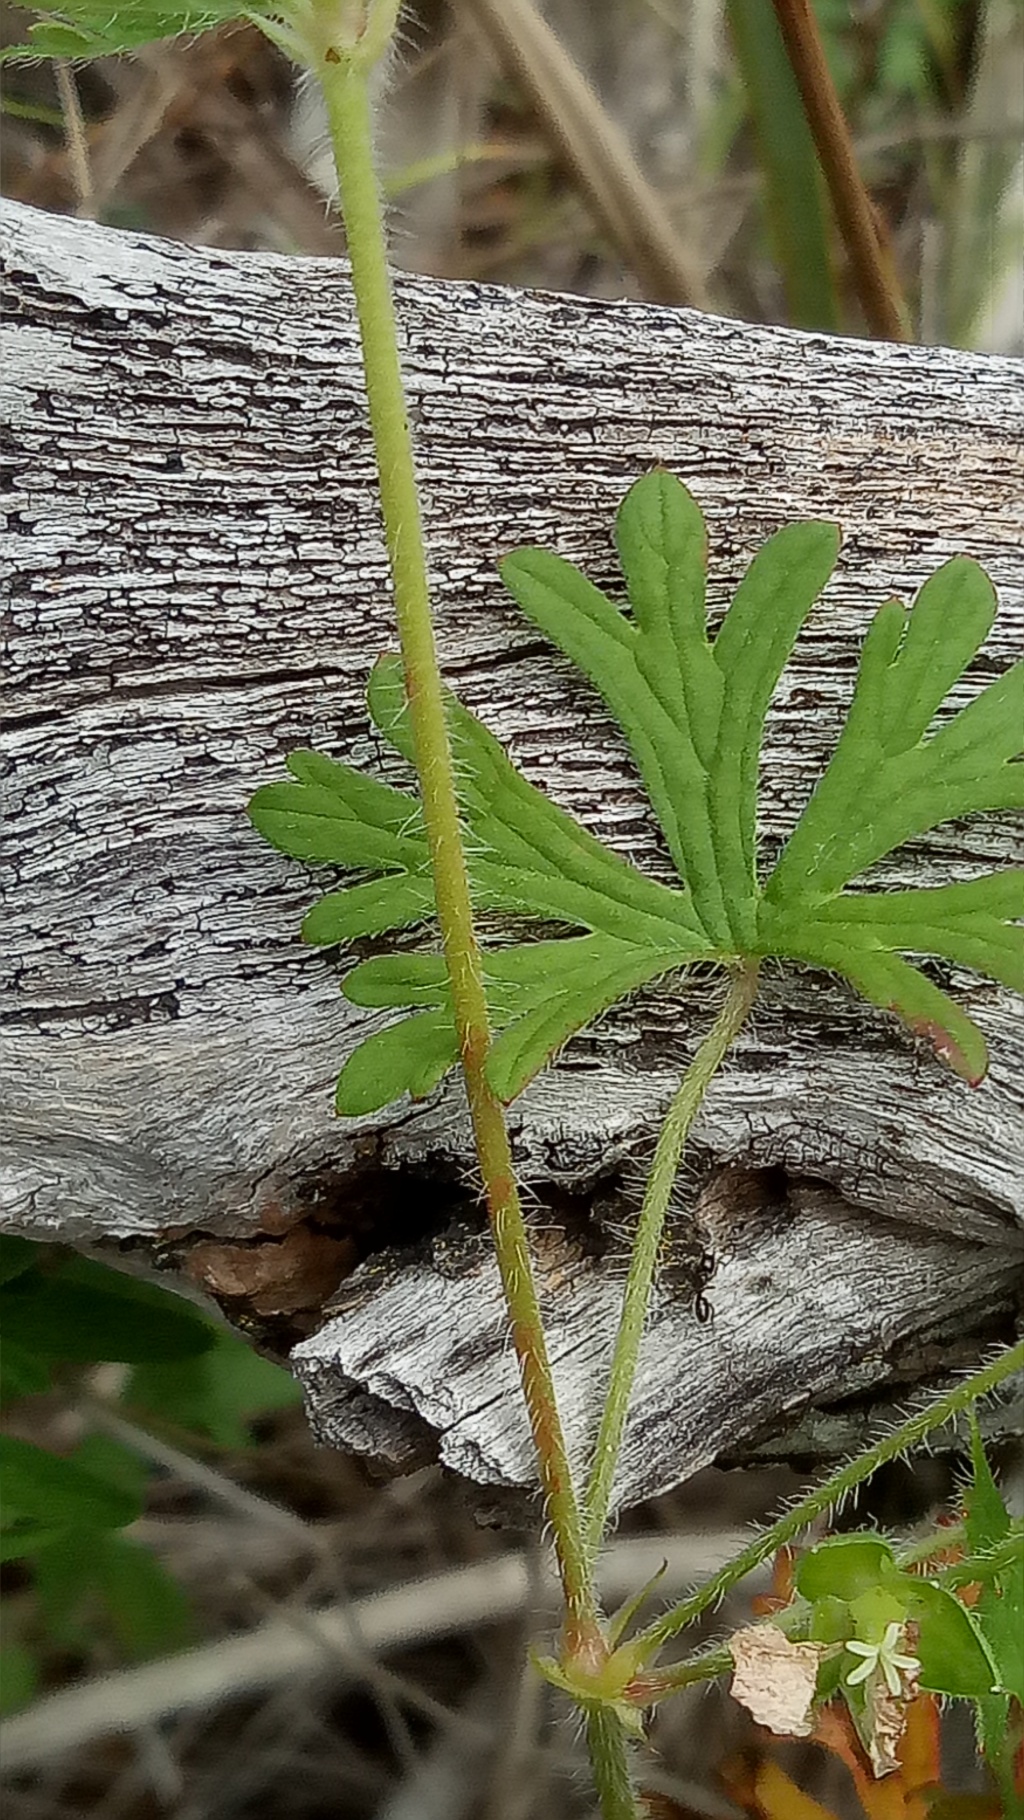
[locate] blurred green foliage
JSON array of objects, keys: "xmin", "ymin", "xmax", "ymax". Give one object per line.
[{"xmin": 0, "ymin": 1236, "xmax": 301, "ymax": 1715}]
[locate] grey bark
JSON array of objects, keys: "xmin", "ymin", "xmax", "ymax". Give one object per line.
[{"xmin": 2, "ymin": 198, "xmax": 1022, "ymax": 1515}]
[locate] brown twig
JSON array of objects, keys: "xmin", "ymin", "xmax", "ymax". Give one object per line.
[{"xmin": 771, "ymin": 0, "xmax": 910, "ymax": 341}]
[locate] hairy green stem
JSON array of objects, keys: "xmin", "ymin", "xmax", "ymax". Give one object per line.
[
  {"xmin": 936, "ymin": 1530, "xmax": 1023, "ymax": 1591},
  {"xmin": 634, "ymin": 1338, "xmax": 1024, "ymax": 1662},
  {"xmin": 316, "ymin": 52, "xmax": 594, "ymax": 1647},
  {"xmin": 640, "ymin": 1524, "xmax": 1024, "ymax": 1704},
  {"xmin": 584, "ymin": 1706, "xmax": 642, "ymax": 1820},
  {"xmin": 583, "ymin": 964, "xmax": 760, "ymax": 1560},
  {"xmin": 634, "ymin": 1644, "xmax": 733, "ymax": 1700},
  {"xmin": 896, "ymin": 1522, "xmax": 967, "ymax": 1570}
]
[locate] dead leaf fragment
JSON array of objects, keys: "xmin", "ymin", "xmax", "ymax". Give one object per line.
[
  {"xmin": 864, "ymin": 1680, "xmax": 906, "ymax": 1778},
  {"xmin": 860, "ymin": 1652, "xmax": 921, "ymax": 1778},
  {"xmin": 729, "ymin": 1624, "xmax": 826, "ymax": 1738},
  {"xmin": 186, "ymin": 1227, "xmax": 357, "ymax": 1315}
]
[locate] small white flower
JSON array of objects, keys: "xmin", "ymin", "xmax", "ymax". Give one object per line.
[{"xmin": 844, "ymin": 1620, "xmax": 921, "ymax": 1697}]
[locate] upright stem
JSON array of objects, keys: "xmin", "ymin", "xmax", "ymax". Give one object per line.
[
  {"xmin": 318, "ymin": 59, "xmax": 594, "ymax": 1649},
  {"xmin": 584, "ymin": 1707, "xmax": 642, "ymax": 1820},
  {"xmin": 583, "ymin": 964, "xmax": 760, "ymax": 1560},
  {"xmin": 771, "ymin": 0, "xmax": 910, "ymax": 341}
]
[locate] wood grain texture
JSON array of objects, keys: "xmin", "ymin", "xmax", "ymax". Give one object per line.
[{"xmin": 2, "ymin": 199, "xmax": 1021, "ymax": 1509}]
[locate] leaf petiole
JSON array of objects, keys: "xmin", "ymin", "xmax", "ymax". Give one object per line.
[{"xmin": 582, "ymin": 962, "xmax": 760, "ymax": 1561}]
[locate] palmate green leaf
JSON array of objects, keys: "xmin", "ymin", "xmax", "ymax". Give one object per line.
[
  {"xmin": 503, "ymin": 486, "xmax": 841, "ymax": 949},
  {"xmin": 248, "ymin": 471, "xmax": 1022, "ymax": 1113}
]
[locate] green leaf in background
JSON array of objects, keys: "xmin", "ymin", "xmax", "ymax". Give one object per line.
[
  {"xmin": 0, "ymin": 1636, "xmax": 39, "ymax": 1718},
  {"xmin": 30, "ymin": 1528, "xmax": 107, "ymax": 1648},
  {"xmin": 90, "ymin": 1532, "xmax": 193, "ymax": 1659},
  {"xmin": 0, "ymin": 1235, "xmax": 39, "ymax": 1287},
  {"xmin": 73, "ymin": 1432, "xmax": 152, "ymax": 1502},
  {"xmin": 127, "ymin": 1325, "xmax": 302, "ymax": 1447},
  {"xmin": 0, "ymin": 1339, "xmax": 53, "ymax": 1403},
  {"xmin": 26, "ymin": 1525, "xmax": 191, "ymax": 1660},
  {"xmin": 0, "ymin": 1251, "xmax": 218, "ymax": 1365},
  {"xmin": 0, "ymin": 1436, "xmax": 143, "ymax": 1545},
  {"xmin": 0, "ymin": 1523, "xmax": 73, "ymax": 1565},
  {"xmin": 250, "ymin": 472, "xmax": 1022, "ymax": 1114},
  {"xmin": 795, "ymin": 1533, "xmax": 897, "ymax": 1604},
  {"xmin": 725, "ymin": 0, "xmax": 840, "ymax": 330},
  {"xmin": 5, "ymin": 1427, "xmax": 192, "ymax": 1662},
  {"xmin": 1, "ymin": 1437, "xmax": 149, "ymax": 1570},
  {"xmin": 877, "ymin": 0, "xmax": 962, "ymax": 103}
]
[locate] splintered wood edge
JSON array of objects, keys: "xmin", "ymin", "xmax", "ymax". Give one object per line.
[
  {"xmin": 3, "ymin": 199, "xmax": 1022, "ymax": 1490},
  {"xmin": 293, "ymin": 1182, "xmax": 1024, "ymax": 1507}
]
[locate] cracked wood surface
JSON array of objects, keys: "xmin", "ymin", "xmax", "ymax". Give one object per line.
[{"xmin": 2, "ymin": 198, "xmax": 1022, "ymax": 1511}]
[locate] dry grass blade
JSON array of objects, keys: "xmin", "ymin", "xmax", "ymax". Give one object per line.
[
  {"xmin": 453, "ymin": 0, "xmax": 708, "ymax": 306},
  {"xmin": 0, "ymin": 1532, "xmax": 751, "ymax": 1774},
  {"xmin": 376, "ymin": 1679, "xmax": 506, "ymax": 1820},
  {"xmin": 10, "ymin": 28, "xmax": 345, "ymax": 257},
  {"xmin": 53, "ymin": 60, "xmax": 94, "ymax": 217}
]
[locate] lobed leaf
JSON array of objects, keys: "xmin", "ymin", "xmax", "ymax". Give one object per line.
[
  {"xmin": 335, "ymin": 931, "xmax": 698, "ymax": 1111},
  {"xmin": 500, "ymin": 474, "xmax": 840, "ymax": 947},
  {"xmin": 248, "ymin": 749, "xmax": 426, "ymax": 871},
  {"xmin": 760, "ymin": 553, "xmax": 1023, "ymax": 1079},
  {"xmin": 248, "ymin": 472, "xmax": 1022, "ymax": 1113},
  {"xmin": 336, "ymin": 1009, "xmax": 458, "ymax": 1117},
  {"xmin": 763, "ymin": 559, "xmax": 1021, "ymax": 908}
]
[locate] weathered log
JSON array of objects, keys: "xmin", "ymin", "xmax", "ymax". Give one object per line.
[{"xmin": 2, "ymin": 198, "xmax": 1021, "ymax": 1516}]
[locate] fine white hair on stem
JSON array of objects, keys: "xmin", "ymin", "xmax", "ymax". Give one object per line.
[{"xmin": 289, "ymin": 15, "xmax": 415, "ymax": 204}]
